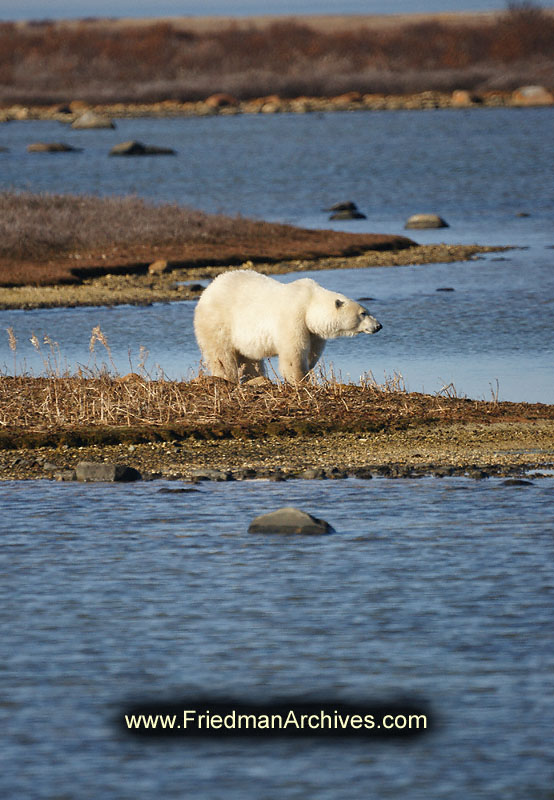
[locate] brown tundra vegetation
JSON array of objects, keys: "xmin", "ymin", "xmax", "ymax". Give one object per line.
[
  {"xmin": 0, "ymin": 3, "xmax": 553, "ymax": 105},
  {"xmin": 0, "ymin": 191, "xmax": 414, "ymax": 287}
]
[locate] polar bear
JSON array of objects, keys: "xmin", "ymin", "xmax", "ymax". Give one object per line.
[{"xmin": 194, "ymin": 269, "xmax": 382, "ymax": 383}]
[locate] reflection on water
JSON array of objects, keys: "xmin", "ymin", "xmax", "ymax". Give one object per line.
[{"xmin": 2, "ymin": 477, "xmax": 554, "ymax": 798}]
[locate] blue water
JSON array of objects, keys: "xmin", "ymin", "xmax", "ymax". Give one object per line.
[
  {"xmin": 2, "ymin": 476, "xmax": 554, "ymax": 799},
  {"xmin": 1, "ymin": 106, "xmax": 554, "ymax": 799},
  {"xmin": 1, "ymin": 108, "xmax": 553, "ymax": 401}
]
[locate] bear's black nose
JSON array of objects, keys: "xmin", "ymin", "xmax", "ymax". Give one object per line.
[{"xmin": 374, "ymin": 322, "xmax": 383, "ymax": 333}]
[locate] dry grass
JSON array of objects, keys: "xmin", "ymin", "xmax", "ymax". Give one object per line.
[
  {"xmin": 1, "ymin": 4, "xmax": 553, "ymax": 104},
  {"xmin": 0, "ymin": 191, "xmax": 413, "ymax": 287},
  {"xmin": 1, "ymin": 326, "xmax": 552, "ymax": 448}
]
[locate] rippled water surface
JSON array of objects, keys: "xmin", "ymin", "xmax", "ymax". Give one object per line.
[
  {"xmin": 1, "ymin": 109, "xmax": 554, "ymax": 400},
  {"xmin": 2, "ymin": 477, "xmax": 554, "ymax": 798},
  {"xmin": 1, "ymin": 108, "xmax": 553, "ymax": 798}
]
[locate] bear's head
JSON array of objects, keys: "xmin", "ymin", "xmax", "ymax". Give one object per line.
[
  {"xmin": 332, "ymin": 296, "xmax": 382, "ymax": 338},
  {"xmin": 305, "ymin": 285, "xmax": 382, "ymax": 339}
]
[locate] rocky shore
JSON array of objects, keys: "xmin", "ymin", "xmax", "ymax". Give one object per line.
[
  {"xmin": 1, "ymin": 87, "xmax": 552, "ymax": 125},
  {"xmin": 1, "ymin": 421, "xmax": 553, "ymax": 483}
]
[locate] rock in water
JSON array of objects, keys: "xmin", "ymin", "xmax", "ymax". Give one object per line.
[
  {"xmin": 248, "ymin": 506, "xmax": 335, "ymax": 535},
  {"xmin": 405, "ymin": 213, "xmax": 449, "ymax": 229},
  {"xmin": 109, "ymin": 140, "xmax": 176, "ymax": 156},
  {"xmin": 71, "ymin": 110, "xmax": 116, "ymax": 129},
  {"xmin": 27, "ymin": 142, "xmax": 82, "ymax": 153},
  {"xmin": 327, "ymin": 201, "xmax": 367, "ymax": 220}
]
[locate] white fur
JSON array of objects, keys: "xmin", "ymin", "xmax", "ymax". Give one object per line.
[{"xmin": 194, "ymin": 269, "xmax": 382, "ymax": 382}]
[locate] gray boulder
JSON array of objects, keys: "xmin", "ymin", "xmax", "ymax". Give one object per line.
[
  {"xmin": 71, "ymin": 110, "xmax": 116, "ymax": 129},
  {"xmin": 405, "ymin": 213, "xmax": 449, "ymax": 229},
  {"xmin": 248, "ymin": 506, "xmax": 335, "ymax": 535},
  {"xmin": 327, "ymin": 201, "xmax": 367, "ymax": 220},
  {"xmin": 75, "ymin": 461, "xmax": 142, "ymax": 482},
  {"xmin": 109, "ymin": 140, "xmax": 176, "ymax": 156},
  {"xmin": 189, "ymin": 468, "xmax": 234, "ymax": 482}
]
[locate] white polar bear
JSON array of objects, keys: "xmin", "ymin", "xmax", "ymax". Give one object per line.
[{"xmin": 194, "ymin": 269, "xmax": 382, "ymax": 383}]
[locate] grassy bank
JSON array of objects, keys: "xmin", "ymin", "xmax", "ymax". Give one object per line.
[
  {"xmin": 1, "ymin": 6, "xmax": 553, "ymax": 104},
  {"xmin": 0, "ymin": 374, "xmax": 553, "ymax": 481},
  {"xmin": 0, "ymin": 192, "xmax": 414, "ymax": 289}
]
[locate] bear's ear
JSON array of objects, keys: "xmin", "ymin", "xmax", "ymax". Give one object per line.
[{"xmin": 335, "ymin": 299, "xmax": 344, "ymax": 309}]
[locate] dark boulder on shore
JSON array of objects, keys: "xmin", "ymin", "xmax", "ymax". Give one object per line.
[
  {"xmin": 75, "ymin": 461, "xmax": 142, "ymax": 482},
  {"xmin": 248, "ymin": 506, "xmax": 335, "ymax": 535},
  {"xmin": 109, "ymin": 140, "xmax": 176, "ymax": 156}
]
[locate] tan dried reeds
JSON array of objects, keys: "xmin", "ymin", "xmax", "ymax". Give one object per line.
[{"xmin": 1, "ymin": 326, "xmax": 549, "ymax": 442}]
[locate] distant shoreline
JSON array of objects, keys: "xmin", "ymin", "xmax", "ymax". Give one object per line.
[{"xmin": 1, "ymin": 7, "xmax": 552, "ymax": 108}]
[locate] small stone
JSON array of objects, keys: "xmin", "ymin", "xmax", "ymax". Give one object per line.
[
  {"xmin": 54, "ymin": 470, "xmax": 77, "ymax": 482},
  {"xmin": 27, "ymin": 142, "xmax": 82, "ymax": 153},
  {"xmin": 405, "ymin": 213, "xmax": 449, "ymax": 229},
  {"xmin": 325, "ymin": 467, "xmax": 347, "ymax": 479},
  {"xmin": 451, "ymin": 89, "xmax": 481, "ymax": 106},
  {"xmin": 109, "ymin": 140, "xmax": 176, "ymax": 156},
  {"xmin": 189, "ymin": 468, "xmax": 233, "ymax": 482},
  {"xmin": 467, "ymin": 469, "xmax": 489, "ymax": 480},
  {"xmin": 205, "ymin": 93, "xmax": 239, "ymax": 108},
  {"xmin": 268, "ymin": 470, "xmax": 286, "ymax": 482},
  {"xmin": 327, "ymin": 201, "xmax": 367, "ymax": 220},
  {"xmin": 148, "ymin": 259, "xmax": 170, "ymax": 275},
  {"xmin": 75, "ymin": 462, "xmax": 142, "ymax": 482},
  {"xmin": 248, "ymin": 507, "xmax": 335, "ymax": 535},
  {"xmin": 301, "ymin": 468, "xmax": 326, "ymax": 480},
  {"xmin": 71, "ymin": 110, "xmax": 116, "ymax": 129},
  {"xmin": 349, "ymin": 467, "xmax": 373, "ymax": 480},
  {"xmin": 436, "ymin": 287, "xmax": 455, "ymax": 292},
  {"xmin": 512, "ymin": 85, "xmax": 553, "ymax": 106},
  {"xmin": 235, "ymin": 468, "xmax": 259, "ymax": 480},
  {"xmin": 244, "ymin": 376, "xmax": 271, "ymax": 387}
]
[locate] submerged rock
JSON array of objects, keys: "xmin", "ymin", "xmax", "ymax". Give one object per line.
[
  {"xmin": 327, "ymin": 201, "xmax": 367, "ymax": 220},
  {"xmin": 109, "ymin": 140, "xmax": 176, "ymax": 156},
  {"xmin": 27, "ymin": 142, "xmax": 82, "ymax": 153},
  {"xmin": 248, "ymin": 506, "xmax": 335, "ymax": 535},
  {"xmin": 75, "ymin": 461, "xmax": 142, "ymax": 482},
  {"xmin": 405, "ymin": 213, "xmax": 449, "ymax": 229}
]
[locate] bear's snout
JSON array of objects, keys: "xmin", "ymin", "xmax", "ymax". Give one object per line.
[{"xmin": 361, "ymin": 315, "xmax": 382, "ymax": 334}]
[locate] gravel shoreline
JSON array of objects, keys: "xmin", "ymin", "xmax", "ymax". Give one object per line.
[
  {"xmin": 0, "ymin": 244, "xmax": 503, "ymax": 310},
  {"xmin": 2, "ymin": 422, "xmax": 553, "ymax": 483},
  {"xmin": 2, "ymin": 89, "xmax": 551, "ymax": 125}
]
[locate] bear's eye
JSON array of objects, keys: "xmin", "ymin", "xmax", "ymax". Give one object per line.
[
  {"xmin": 335, "ymin": 299, "xmax": 344, "ymax": 309},
  {"xmin": 360, "ymin": 310, "xmax": 367, "ymax": 318}
]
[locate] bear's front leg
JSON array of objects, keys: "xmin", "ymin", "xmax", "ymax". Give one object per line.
[{"xmin": 278, "ymin": 348, "xmax": 309, "ymax": 383}]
